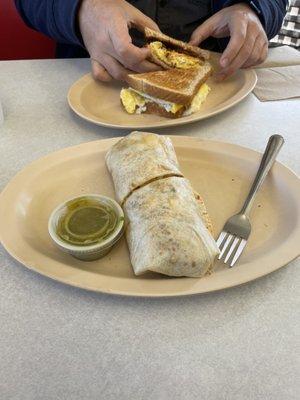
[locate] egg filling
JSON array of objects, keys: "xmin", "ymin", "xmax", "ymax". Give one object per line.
[
  {"xmin": 120, "ymin": 84, "xmax": 210, "ymax": 116},
  {"xmin": 149, "ymin": 41, "xmax": 202, "ymax": 69}
]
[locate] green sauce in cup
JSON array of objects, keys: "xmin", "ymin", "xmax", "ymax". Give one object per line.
[{"xmin": 56, "ymin": 197, "xmax": 123, "ymax": 246}]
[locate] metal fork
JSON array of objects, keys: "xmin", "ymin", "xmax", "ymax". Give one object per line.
[{"xmin": 217, "ymin": 134, "xmax": 285, "ymax": 267}]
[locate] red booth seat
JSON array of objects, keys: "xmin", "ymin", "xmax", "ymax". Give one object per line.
[{"xmin": 0, "ymin": 1, "xmax": 55, "ymax": 60}]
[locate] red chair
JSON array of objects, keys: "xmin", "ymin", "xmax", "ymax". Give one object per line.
[{"xmin": 0, "ymin": 1, "xmax": 55, "ymax": 60}]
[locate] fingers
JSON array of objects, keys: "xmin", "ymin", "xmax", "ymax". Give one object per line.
[
  {"xmin": 242, "ymin": 38, "xmax": 268, "ymax": 68},
  {"xmin": 130, "ymin": 59, "xmax": 162, "ymax": 73},
  {"xmin": 91, "ymin": 16, "xmax": 160, "ymax": 81},
  {"xmin": 217, "ymin": 31, "xmax": 257, "ymax": 80},
  {"xmin": 132, "ymin": 9, "xmax": 161, "ymax": 32},
  {"xmin": 109, "ymin": 41, "xmax": 160, "ymax": 72},
  {"xmin": 219, "ymin": 17, "xmax": 248, "ymax": 68},
  {"xmin": 110, "ymin": 17, "xmax": 150, "ymax": 69},
  {"xmin": 83, "ymin": 0, "xmax": 160, "ymax": 82},
  {"xmin": 91, "ymin": 59, "xmax": 112, "ymax": 82},
  {"xmin": 258, "ymin": 43, "xmax": 268, "ymax": 65},
  {"xmin": 108, "ymin": 15, "xmax": 161, "ymax": 72},
  {"xmin": 189, "ymin": 15, "xmax": 218, "ymax": 46},
  {"xmin": 93, "ymin": 51, "xmax": 160, "ymax": 81},
  {"xmin": 100, "ymin": 53, "xmax": 132, "ymax": 81}
]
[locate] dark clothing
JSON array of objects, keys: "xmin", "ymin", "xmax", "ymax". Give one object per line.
[{"xmin": 15, "ymin": 0, "xmax": 288, "ymax": 59}]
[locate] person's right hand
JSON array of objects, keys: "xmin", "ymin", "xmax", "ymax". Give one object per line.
[{"xmin": 78, "ymin": 0, "xmax": 161, "ymax": 82}]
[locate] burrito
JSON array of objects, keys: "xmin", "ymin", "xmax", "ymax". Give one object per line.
[
  {"xmin": 124, "ymin": 177, "xmax": 219, "ymax": 277},
  {"xmin": 106, "ymin": 131, "xmax": 219, "ymax": 277},
  {"xmin": 105, "ymin": 131, "xmax": 182, "ymax": 204}
]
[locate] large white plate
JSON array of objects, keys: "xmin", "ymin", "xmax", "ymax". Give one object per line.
[{"xmin": 0, "ymin": 136, "xmax": 299, "ymax": 297}]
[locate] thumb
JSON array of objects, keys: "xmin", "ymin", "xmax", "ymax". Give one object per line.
[
  {"xmin": 189, "ymin": 16, "xmax": 217, "ymax": 46},
  {"xmin": 132, "ymin": 11, "xmax": 160, "ymax": 33}
]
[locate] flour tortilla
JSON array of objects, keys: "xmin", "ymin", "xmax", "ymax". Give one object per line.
[
  {"xmin": 105, "ymin": 131, "xmax": 182, "ymax": 204},
  {"xmin": 124, "ymin": 176, "xmax": 219, "ymax": 277}
]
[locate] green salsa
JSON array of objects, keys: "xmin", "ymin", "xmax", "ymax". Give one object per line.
[{"xmin": 56, "ymin": 197, "xmax": 122, "ymax": 246}]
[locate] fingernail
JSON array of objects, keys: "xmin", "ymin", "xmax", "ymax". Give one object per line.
[{"xmin": 220, "ymin": 57, "xmax": 228, "ymax": 68}]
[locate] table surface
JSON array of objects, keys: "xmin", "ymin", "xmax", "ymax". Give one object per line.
[{"xmin": 0, "ymin": 57, "xmax": 299, "ymax": 400}]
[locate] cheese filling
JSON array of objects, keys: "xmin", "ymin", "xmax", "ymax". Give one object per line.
[
  {"xmin": 149, "ymin": 41, "xmax": 201, "ymax": 69},
  {"xmin": 120, "ymin": 84, "xmax": 210, "ymax": 116}
]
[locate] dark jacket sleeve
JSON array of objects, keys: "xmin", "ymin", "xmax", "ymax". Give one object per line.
[
  {"xmin": 14, "ymin": 0, "xmax": 82, "ymax": 46},
  {"xmin": 217, "ymin": 0, "xmax": 287, "ymax": 40}
]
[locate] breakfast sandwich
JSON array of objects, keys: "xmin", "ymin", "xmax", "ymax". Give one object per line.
[
  {"xmin": 120, "ymin": 28, "xmax": 212, "ymax": 118},
  {"xmin": 121, "ymin": 63, "xmax": 212, "ymax": 118}
]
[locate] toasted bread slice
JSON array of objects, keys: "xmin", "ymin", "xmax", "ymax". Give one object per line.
[
  {"xmin": 126, "ymin": 64, "xmax": 212, "ymax": 105},
  {"xmin": 145, "ymin": 27, "xmax": 210, "ymax": 62}
]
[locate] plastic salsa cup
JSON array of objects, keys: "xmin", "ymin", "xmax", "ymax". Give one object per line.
[{"xmin": 48, "ymin": 194, "xmax": 124, "ymax": 261}]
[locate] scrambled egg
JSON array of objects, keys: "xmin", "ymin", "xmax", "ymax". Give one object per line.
[
  {"xmin": 184, "ymin": 83, "xmax": 210, "ymax": 116},
  {"xmin": 120, "ymin": 84, "xmax": 210, "ymax": 116},
  {"xmin": 149, "ymin": 41, "xmax": 201, "ymax": 69},
  {"xmin": 120, "ymin": 88, "xmax": 146, "ymax": 114},
  {"xmin": 169, "ymin": 103, "xmax": 183, "ymax": 113}
]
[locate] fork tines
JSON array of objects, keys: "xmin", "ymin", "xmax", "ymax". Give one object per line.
[{"xmin": 216, "ymin": 231, "xmax": 247, "ymax": 267}]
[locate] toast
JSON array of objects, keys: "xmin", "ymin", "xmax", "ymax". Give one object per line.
[{"xmin": 126, "ymin": 64, "xmax": 212, "ymax": 105}]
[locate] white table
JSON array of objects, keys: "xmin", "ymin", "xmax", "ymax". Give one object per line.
[{"xmin": 0, "ymin": 58, "xmax": 299, "ymax": 400}]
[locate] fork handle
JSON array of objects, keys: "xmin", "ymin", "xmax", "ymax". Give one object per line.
[{"xmin": 240, "ymin": 134, "xmax": 284, "ymax": 215}]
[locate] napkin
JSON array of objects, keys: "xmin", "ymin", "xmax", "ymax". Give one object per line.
[
  {"xmin": 253, "ymin": 65, "xmax": 300, "ymax": 102},
  {"xmin": 252, "ymin": 46, "xmax": 300, "ymax": 102}
]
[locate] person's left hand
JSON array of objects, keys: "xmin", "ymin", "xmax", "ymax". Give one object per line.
[{"xmin": 189, "ymin": 3, "xmax": 268, "ymax": 80}]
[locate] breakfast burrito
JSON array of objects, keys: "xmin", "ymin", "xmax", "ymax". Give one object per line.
[
  {"xmin": 124, "ymin": 176, "xmax": 219, "ymax": 277},
  {"xmin": 105, "ymin": 131, "xmax": 182, "ymax": 204},
  {"xmin": 106, "ymin": 131, "xmax": 219, "ymax": 277}
]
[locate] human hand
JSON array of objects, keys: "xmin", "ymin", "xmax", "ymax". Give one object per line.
[
  {"xmin": 79, "ymin": 0, "xmax": 161, "ymax": 81},
  {"xmin": 189, "ymin": 3, "xmax": 268, "ymax": 80}
]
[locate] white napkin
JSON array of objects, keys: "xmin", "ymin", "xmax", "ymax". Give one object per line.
[
  {"xmin": 253, "ymin": 46, "xmax": 300, "ymax": 101},
  {"xmin": 253, "ymin": 65, "xmax": 300, "ymax": 101}
]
